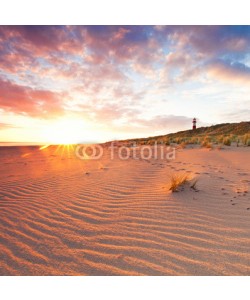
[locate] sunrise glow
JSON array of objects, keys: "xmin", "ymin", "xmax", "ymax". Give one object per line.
[{"xmin": 0, "ymin": 26, "xmax": 250, "ymax": 144}]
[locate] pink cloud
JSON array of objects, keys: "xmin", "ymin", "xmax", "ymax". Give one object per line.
[{"xmin": 0, "ymin": 78, "xmax": 65, "ymax": 118}]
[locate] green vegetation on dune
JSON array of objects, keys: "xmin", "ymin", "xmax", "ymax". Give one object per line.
[
  {"xmin": 167, "ymin": 121, "xmax": 250, "ymax": 137},
  {"xmin": 120, "ymin": 121, "xmax": 250, "ymax": 147}
]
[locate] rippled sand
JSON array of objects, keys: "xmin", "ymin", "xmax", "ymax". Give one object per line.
[{"xmin": 0, "ymin": 145, "xmax": 250, "ymax": 275}]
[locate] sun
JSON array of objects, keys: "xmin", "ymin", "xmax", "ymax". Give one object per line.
[{"xmin": 42, "ymin": 119, "xmax": 87, "ymax": 144}]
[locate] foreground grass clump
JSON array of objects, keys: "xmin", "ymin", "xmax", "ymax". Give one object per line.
[{"xmin": 169, "ymin": 173, "xmax": 190, "ymax": 192}]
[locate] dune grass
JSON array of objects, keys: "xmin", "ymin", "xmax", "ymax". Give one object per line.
[
  {"xmin": 120, "ymin": 122, "xmax": 250, "ymax": 148},
  {"xmin": 190, "ymin": 179, "xmax": 199, "ymax": 190},
  {"xmin": 169, "ymin": 173, "xmax": 190, "ymax": 192},
  {"xmin": 223, "ymin": 137, "xmax": 231, "ymax": 146},
  {"xmin": 178, "ymin": 142, "xmax": 187, "ymax": 149},
  {"xmin": 201, "ymin": 140, "xmax": 213, "ymax": 149}
]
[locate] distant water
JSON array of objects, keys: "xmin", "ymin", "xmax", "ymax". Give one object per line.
[{"xmin": 0, "ymin": 142, "xmax": 45, "ymax": 147}]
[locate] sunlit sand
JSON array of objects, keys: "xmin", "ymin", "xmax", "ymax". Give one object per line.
[{"xmin": 0, "ymin": 144, "xmax": 249, "ymax": 275}]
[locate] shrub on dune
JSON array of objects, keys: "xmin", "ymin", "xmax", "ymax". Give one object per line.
[
  {"xmin": 243, "ymin": 134, "xmax": 250, "ymax": 146},
  {"xmin": 201, "ymin": 140, "xmax": 213, "ymax": 149},
  {"xmin": 223, "ymin": 137, "xmax": 231, "ymax": 146},
  {"xmin": 190, "ymin": 137, "xmax": 199, "ymax": 144}
]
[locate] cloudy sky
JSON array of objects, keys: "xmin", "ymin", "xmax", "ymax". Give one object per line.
[{"xmin": 0, "ymin": 25, "xmax": 249, "ymax": 144}]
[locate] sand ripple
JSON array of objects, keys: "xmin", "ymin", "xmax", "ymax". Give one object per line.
[{"xmin": 0, "ymin": 146, "xmax": 250, "ymax": 275}]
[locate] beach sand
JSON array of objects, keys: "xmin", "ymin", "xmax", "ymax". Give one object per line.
[{"xmin": 0, "ymin": 144, "xmax": 249, "ymax": 275}]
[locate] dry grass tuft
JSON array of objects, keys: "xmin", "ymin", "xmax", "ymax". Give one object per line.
[
  {"xmin": 190, "ymin": 179, "xmax": 199, "ymax": 190},
  {"xmin": 217, "ymin": 145, "xmax": 224, "ymax": 150},
  {"xmin": 169, "ymin": 173, "xmax": 190, "ymax": 192},
  {"xmin": 179, "ymin": 142, "xmax": 187, "ymax": 149},
  {"xmin": 201, "ymin": 140, "xmax": 213, "ymax": 149}
]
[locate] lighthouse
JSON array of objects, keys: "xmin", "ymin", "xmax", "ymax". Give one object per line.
[{"xmin": 192, "ymin": 118, "xmax": 197, "ymax": 130}]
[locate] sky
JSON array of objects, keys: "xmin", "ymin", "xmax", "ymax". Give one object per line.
[{"xmin": 0, "ymin": 25, "xmax": 249, "ymax": 144}]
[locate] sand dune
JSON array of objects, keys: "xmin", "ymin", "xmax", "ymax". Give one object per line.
[{"xmin": 0, "ymin": 145, "xmax": 250, "ymax": 275}]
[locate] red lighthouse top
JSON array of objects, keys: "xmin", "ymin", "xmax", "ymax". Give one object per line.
[{"xmin": 192, "ymin": 118, "xmax": 197, "ymax": 130}]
